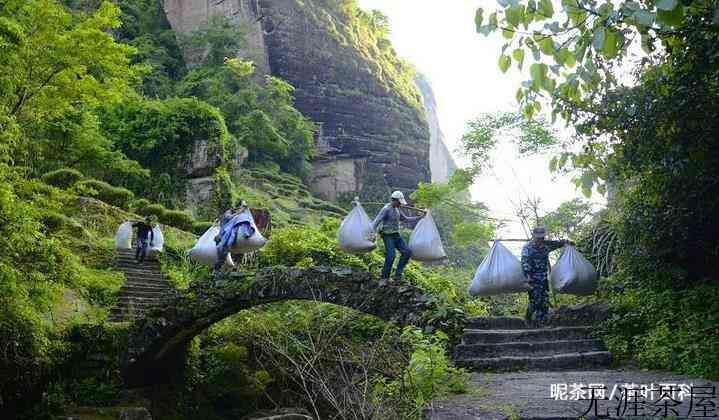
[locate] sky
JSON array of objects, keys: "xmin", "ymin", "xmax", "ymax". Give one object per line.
[{"xmin": 357, "ymin": 0, "xmax": 598, "ymax": 240}]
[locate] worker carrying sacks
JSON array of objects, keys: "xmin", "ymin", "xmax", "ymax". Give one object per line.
[
  {"xmin": 114, "ymin": 221, "xmax": 133, "ymax": 250},
  {"xmin": 550, "ymin": 245, "xmax": 598, "ymax": 295},
  {"xmin": 408, "ymin": 210, "xmax": 447, "ymax": 262},
  {"xmin": 188, "ymin": 225, "xmax": 234, "ymax": 267},
  {"xmin": 229, "ymin": 208, "xmax": 267, "ymax": 254},
  {"xmin": 469, "ymin": 241, "xmax": 528, "ymax": 296},
  {"xmin": 338, "ymin": 197, "xmax": 376, "ymax": 254}
]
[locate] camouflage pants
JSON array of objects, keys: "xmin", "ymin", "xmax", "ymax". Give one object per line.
[{"xmin": 526, "ymin": 274, "xmax": 550, "ymax": 323}]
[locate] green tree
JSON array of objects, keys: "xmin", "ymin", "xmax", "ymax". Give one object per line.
[
  {"xmin": 0, "ymin": 0, "xmax": 143, "ymax": 181},
  {"xmin": 0, "ymin": 0, "xmax": 138, "ymax": 123},
  {"xmin": 100, "ymin": 96, "xmax": 231, "ymax": 205},
  {"xmin": 475, "ymin": 0, "xmax": 718, "ymax": 119}
]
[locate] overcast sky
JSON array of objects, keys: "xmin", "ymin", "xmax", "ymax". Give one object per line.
[{"xmin": 358, "ymin": 0, "xmax": 597, "ymax": 239}]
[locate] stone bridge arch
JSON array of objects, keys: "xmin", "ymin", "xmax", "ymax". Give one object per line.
[{"xmin": 122, "ymin": 266, "xmax": 437, "ymax": 387}]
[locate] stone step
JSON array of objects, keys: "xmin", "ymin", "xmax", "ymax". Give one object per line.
[
  {"xmin": 108, "ymin": 309, "xmax": 146, "ymax": 321},
  {"xmin": 462, "ymin": 326, "xmax": 594, "ymax": 345},
  {"xmin": 454, "ymin": 339, "xmax": 605, "ymax": 359},
  {"xmin": 115, "ymin": 265, "xmax": 163, "ymax": 275},
  {"xmin": 119, "ymin": 296, "xmax": 162, "ymax": 305},
  {"xmin": 116, "ymin": 250, "xmax": 158, "ymax": 258},
  {"xmin": 122, "ymin": 273, "xmax": 166, "ymax": 281},
  {"xmin": 120, "ymin": 289, "xmax": 168, "ymax": 299},
  {"xmin": 120, "ymin": 282, "xmax": 173, "ymax": 293},
  {"xmin": 123, "ymin": 280, "xmax": 169, "ymax": 288},
  {"xmin": 116, "ymin": 259, "xmax": 160, "ymax": 264},
  {"xmin": 125, "ymin": 273, "xmax": 167, "ymax": 284},
  {"xmin": 118, "ymin": 271, "xmax": 164, "ymax": 278},
  {"xmin": 466, "ymin": 316, "xmax": 529, "ymax": 330},
  {"xmin": 455, "ymin": 351, "xmax": 613, "ymax": 371}
]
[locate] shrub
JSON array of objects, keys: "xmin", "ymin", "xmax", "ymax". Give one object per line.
[
  {"xmin": 160, "ymin": 209, "xmax": 195, "ymax": 232},
  {"xmin": 75, "ymin": 179, "xmax": 135, "ymax": 210},
  {"xmin": 138, "ymin": 203, "xmax": 167, "ymax": 219},
  {"xmin": 193, "ymin": 221, "xmax": 214, "ymax": 235},
  {"xmin": 131, "ymin": 198, "xmax": 150, "ymax": 213},
  {"xmin": 42, "ymin": 168, "xmax": 84, "ymax": 189}
]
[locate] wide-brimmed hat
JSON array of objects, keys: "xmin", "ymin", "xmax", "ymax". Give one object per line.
[
  {"xmin": 532, "ymin": 227, "xmax": 547, "ymax": 238},
  {"xmin": 391, "ymin": 190, "xmax": 407, "ymax": 205}
]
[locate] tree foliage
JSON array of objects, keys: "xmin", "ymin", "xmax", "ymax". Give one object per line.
[
  {"xmin": 476, "ymin": 0, "xmax": 718, "ymax": 120},
  {"xmin": 460, "ymin": 111, "xmax": 559, "ymax": 176},
  {"xmin": 176, "ymin": 47, "xmax": 317, "ymax": 179}
]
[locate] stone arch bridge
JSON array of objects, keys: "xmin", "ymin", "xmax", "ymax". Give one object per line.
[{"xmin": 122, "ymin": 266, "xmax": 438, "ymax": 387}]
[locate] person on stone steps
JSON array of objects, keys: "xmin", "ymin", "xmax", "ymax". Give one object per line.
[
  {"xmin": 131, "ymin": 216, "xmax": 155, "ymax": 264},
  {"xmin": 371, "ymin": 191, "xmax": 425, "ymax": 282},
  {"xmin": 521, "ymin": 227, "xmax": 572, "ymax": 326},
  {"xmin": 213, "ymin": 200, "xmax": 253, "ymax": 282}
]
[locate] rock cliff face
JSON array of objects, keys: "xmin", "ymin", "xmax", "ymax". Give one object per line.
[
  {"xmin": 163, "ymin": 0, "xmax": 433, "ymax": 201},
  {"xmin": 415, "ymin": 74, "xmax": 457, "ymax": 183}
]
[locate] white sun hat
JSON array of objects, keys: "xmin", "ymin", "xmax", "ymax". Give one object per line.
[{"xmin": 391, "ymin": 190, "xmax": 407, "ymax": 205}]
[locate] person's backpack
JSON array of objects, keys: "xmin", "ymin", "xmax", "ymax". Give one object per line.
[
  {"xmin": 550, "ymin": 245, "xmax": 598, "ymax": 295},
  {"xmin": 338, "ymin": 199, "xmax": 376, "ymax": 254},
  {"xmin": 469, "ymin": 241, "xmax": 529, "ymax": 296},
  {"xmin": 408, "ymin": 210, "xmax": 447, "ymax": 262}
]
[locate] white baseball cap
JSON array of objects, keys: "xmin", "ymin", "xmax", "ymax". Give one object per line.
[{"xmin": 391, "ymin": 190, "xmax": 407, "ymax": 205}]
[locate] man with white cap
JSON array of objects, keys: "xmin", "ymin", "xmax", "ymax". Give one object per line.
[
  {"xmin": 371, "ymin": 191, "xmax": 424, "ymax": 281},
  {"xmin": 521, "ymin": 226, "xmax": 572, "ymax": 326}
]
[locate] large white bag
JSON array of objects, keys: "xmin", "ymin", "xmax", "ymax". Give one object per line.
[
  {"xmin": 469, "ymin": 241, "xmax": 529, "ymax": 296},
  {"xmin": 148, "ymin": 225, "xmax": 164, "ymax": 255},
  {"xmin": 338, "ymin": 199, "xmax": 376, "ymax": 253},
  {"xmin": 188, "ymin": 226, "xmax": 236, "ymax": 267},
  {"xmin": 115, "ymin": 221, "xmax": 133, "ymax": 250},
  {"xmin": 229, "ymin": 208, "xmax": 267, "ymax": 254},
  {"xmin": 188, "ymin": 226, "xmax": 220, "ymax": 266},
  {"xmin": 408, "ymin": 210, "xmax": 447, "ymax": 262},
  {"xmin": 550, "ymin": 245, "xmax": 598, "ymax": 295}
]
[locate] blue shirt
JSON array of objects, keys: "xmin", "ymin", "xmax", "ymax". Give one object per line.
[{"xmin": 371, "ymin": 204, "xmax": 420, "ymax": 234}]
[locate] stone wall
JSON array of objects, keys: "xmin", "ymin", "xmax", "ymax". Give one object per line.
[
  {"xmin": 163, "ymin": 0, "xmax": 432, "ymax": 202},
  {"xmin": 162, "ymin": 0, "xmax": 270, "ymax": 74}
]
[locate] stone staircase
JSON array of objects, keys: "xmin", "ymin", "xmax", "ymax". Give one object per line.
[
  {"xmin": 108, "ymin": 249, "xmax": 173, "ymax": 322},
  {"xmin": 454, "ymin": 316, "xmax": 612, "ymax": 371}
]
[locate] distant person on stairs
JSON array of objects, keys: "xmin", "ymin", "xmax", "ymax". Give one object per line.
[
  {"xmin": 371, "ymin": 191, "xmax": 424, "ymax": 282},
  {"xmin": 521, "ymin": 227, "xmax": 572, "ymax": 326},
  {"xmin": 132, "ymin": 216, "xmax": 155, "ymax": 264}
]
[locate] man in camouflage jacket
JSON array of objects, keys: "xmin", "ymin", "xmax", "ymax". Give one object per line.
[{"xmin": 521, "ymin": 227, "xmax": 571, "ymax": 325}]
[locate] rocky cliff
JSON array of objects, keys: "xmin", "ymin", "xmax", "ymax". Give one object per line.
[
  {"xmin": 415, "ymin": 74, "xmax": 457, "ymax": 183},
  {"xmin": 163, "ymin": 0, "xmax": 432, "ymax": 201}
]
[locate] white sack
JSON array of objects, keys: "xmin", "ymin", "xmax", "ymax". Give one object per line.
[
  {"xmin": 229, "ymin": 209, "xmax": 267, "ymax": 254},
  {"xmin": 148, "ymin": 225, "xmax": 164, "ymax": 255},
  {"xmin": 115, "ymin": 221, "xmax": 133, "ymax": 250},
  {"xmin": 338, "ymin": 199, "xmax": 376, "ymax": 253},
  {"xmin": 188, "ymin": 226, "xmax": 220, "ymax": 266},
  {"xmin": 550, "ymin": 245, "xmax": 598, "ymax": 295},
  {"xmin": 469, "ymin": 241, "xmax": 529, "ymax": 296},
  {"xmin": 408, "ymin": 210, "xmax": 447, "ymax": 262}
]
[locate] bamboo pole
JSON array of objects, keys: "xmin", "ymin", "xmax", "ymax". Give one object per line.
[{"xmin": 490, "ymin": 238, "xmax": 531, "ymax": 242}]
